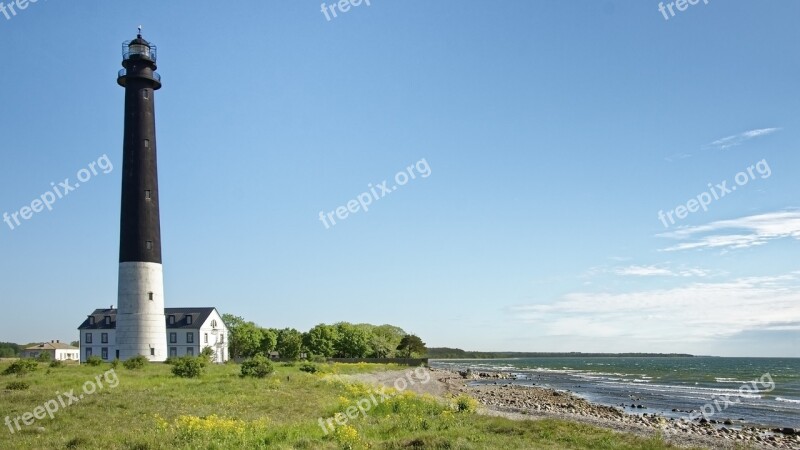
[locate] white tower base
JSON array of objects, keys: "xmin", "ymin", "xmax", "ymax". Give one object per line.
[{"xmin": 116, "ymin": 261, "xmax": 167, "ymax": 361}]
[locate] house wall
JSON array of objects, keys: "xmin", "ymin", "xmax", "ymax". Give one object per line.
[{"xmin": 80, "ymin": 329, "xmax": 117, "ymax": 363}]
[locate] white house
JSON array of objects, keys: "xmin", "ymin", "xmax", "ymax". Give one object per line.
[
  {"xmin": 78, "ymin": 307, "xmax": 229, "ymax": 363},
  {"xmin": 22, "ymin": 341, "xmax": 80, "ymax": 361}
]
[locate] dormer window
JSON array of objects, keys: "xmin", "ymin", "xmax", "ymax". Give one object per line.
[
  {"xmin": 88, "ymin": 317, "xmax": 95, "ymax": 325},
  {"xmin": 104, "ymin": 316, "xmax": 111, "ymax": 325},
  {"xmin": 186, "ymin": 315, "xmax": 192, "ymax": 325},
  {"xmin": 168, "ymin": 315, "xmax": 175, "ymax": 325}
]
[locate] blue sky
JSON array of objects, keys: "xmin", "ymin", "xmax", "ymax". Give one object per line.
[{"xmin": 1, "ymin": 1, "xmax": 798, "ymax": 357}]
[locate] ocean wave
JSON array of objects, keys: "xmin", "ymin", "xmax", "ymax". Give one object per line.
[{"xmin": 776, "ymin": 397, "xmax": 800, "ymax": 404}]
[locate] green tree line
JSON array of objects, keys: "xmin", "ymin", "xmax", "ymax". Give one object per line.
[{"xmin": 221, "ymin": 314, "xmax": 426, "ymax": 360}]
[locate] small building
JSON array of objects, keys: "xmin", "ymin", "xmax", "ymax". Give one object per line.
[
  {"xmin": 22, "ymin": 341, "xmax": 79, "ymax": 361},
  {"xmin": 77, "ymin": 307, "xmax": 229, "ymax": 363}
]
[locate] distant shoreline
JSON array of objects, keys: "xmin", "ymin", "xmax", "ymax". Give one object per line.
[{"xmin": 426, "ymin": 350, "xmax": 696, "ymax": 359}]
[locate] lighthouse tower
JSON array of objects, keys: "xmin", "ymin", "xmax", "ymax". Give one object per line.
[{"xmin": 115, "ymin": 29, "xmax": 167, "ymax": 361}]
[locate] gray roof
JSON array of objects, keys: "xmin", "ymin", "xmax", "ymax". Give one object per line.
[
  {"xmin": 24, "ymin": 341, "xmax": 78, "ymax": 351},
  {"xmin": 78, "ymin": 307, "xmax": 219, "ymax": 330}
]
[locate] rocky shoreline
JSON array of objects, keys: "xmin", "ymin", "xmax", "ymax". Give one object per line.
[{"xmin": 433, "ymin": 368, "xmax": 800, "ymax": 450}]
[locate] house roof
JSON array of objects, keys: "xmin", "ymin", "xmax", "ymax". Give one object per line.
[
  {"xmin": 77, "ymin": 307, "xmax": 221, "ymax": 330},
  {"xmin": 25, "ymin": 341, "xmax": 78, "ymax": 351}
]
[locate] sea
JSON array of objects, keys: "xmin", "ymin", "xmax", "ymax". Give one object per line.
[{"xmin": 430, "ymin": 357, "xmax": 800, "ymax": 429}]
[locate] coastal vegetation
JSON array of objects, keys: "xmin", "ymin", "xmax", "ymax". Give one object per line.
[{"xmin": 0, "ymin": 360, "xmax": 687, "ymax": 449}]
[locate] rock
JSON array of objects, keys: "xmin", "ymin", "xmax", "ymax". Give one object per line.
[
  {"xmin": 780, "ymin": 427, "xmax": 795, "ymax": 435},
  {"xmin": 723, "ymin": 419, "xmax": 733, "ymax": 425}
]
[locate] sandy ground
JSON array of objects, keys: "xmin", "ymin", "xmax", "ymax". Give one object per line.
[{"xmin": 341, "ymin": 368, "xmax": 799, "ymax": 450}]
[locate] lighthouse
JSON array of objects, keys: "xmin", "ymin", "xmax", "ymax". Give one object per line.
[{"xmin": 114, "ymin": 29, "xmax": 167, "ymax": 361}]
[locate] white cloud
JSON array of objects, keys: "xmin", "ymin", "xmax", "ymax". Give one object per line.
[
  {"xmin": 513, "ymin": 273, "xmax": 800, "ymax": 343},
  {"xmin": 612, "ymin": 265, "xmax": 712, "ymax": 277},
  {"xmin": 708, "ymin": 127, "xmax": 780, "ymax": 150},
  {"xmin": 659, "ymin": 210, "xmax": 800, "ymax": 252}
]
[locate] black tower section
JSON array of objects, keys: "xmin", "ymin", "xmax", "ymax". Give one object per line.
[{"xmin": 117, "ymin": 33, "xmax": 163, "ymax": 264}]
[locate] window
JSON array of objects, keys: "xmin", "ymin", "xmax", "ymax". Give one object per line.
[
  {"xmin": 211, "ymin": 319, "xmax": 217, "ymax": 328},
  {"xmin": 88, "ymin": 317, "xmax": 95, "ymax": 325},
  {"xmin": 101, "ymin": 348, "xmax": 108, "ymax": 360},
  {"xmin": 169, "ymin": 332, "xmax": 177, "ymax": 344},
  {"xmin": 186, "ymin": 332, "xmax": 194, "ymax": 344},
  {"xmin": 186, "ymin": 315, "xmax": 192, "ymax": 325},
  {"xmin": 150, "ymin": 348, "xmax": 154, "ymax": 356},
  {"xmin": 146, "ymin": 241, "xmax": 153, "ymax": 250},
  {"xmin": 186, "ymin": 347, "xmax": 194, "ymax": 356},
  {"xmin": 148, "ymin": 292, "xmax": 154, "ymax": 301},
  {"xmin": 169, "ymin": 347, "xmax": 177, "ymax": 358},
  {"xmin": 143, "ymin": 90, "xmax": 149, "ymax": 100},
  {"xmin": 86, "ymin": 348, "xmax": 92, "ymax": 358},
  {"xmin": 104, "ymin": 316, "xmax": 111, "ymax": 325},
  {"xmin": 85, "ymin": 333, "xmax": 92, "ymax": 344},
  {"xmin": 144, "ymin": 139, "xmax": 150, "ymax": 148},
  {"xmin": 204, "ymin": 333, "xmax": 208, "ymax": 344},
  {"xmin": 145, "ymin": 190, "xmax": 151, "ymax": 200},
  {"xmin": 168, "ymin": 315, "xmax": 175, "ymax": 325},
  {"xmin": 101, "ymin": 333, "xmax": 108, "ymax": 344}
]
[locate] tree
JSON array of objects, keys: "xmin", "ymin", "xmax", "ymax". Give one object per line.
[
  {"xmin": 69, "ymin": 341, "xmax": 80, "ymax": 348},
  {"xmin": 229, "ymin": 322, "xmax": 262, "ymax": 359},
  {"xmin": 259, "ymin": 328, "xmax": 278, "ymax": 355},
  {"xmin": 334, "ymin": 323, "xmax": 371, "ymax": 358},
  {"xmin": 275, "ymin": 328, "xmax": 303, "ymax": 360},
  {"xmin": 221, "ymin": 314, "xmax": 246, "ymax": 333},
  {"xmin": 396, "ymin": 334, "xmax": 426, "ymax": 358},
  {"xmin": 303, "ymin": 324, "xmax": 338, "ymax": 357},
  {"xmin": 370, "ymin": 324, "xmax": 407, "ymax": 358}
]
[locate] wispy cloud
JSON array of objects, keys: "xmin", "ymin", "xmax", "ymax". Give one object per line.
[
  {"xmin": 708, "ymin": 127, "xmax": 780, "ymax": 150},
  {"xmin": 658, "ymin": 210, "xmax": 800, "ymax": 252},
  {"xmin": 512, "ymin": 273, "xmax": 800, "ymax": 342},
  {"xmin": 614, "ymin": 265, "xmax": 711, "ymax": 277}
]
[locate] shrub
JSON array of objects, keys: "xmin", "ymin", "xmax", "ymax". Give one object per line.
[
  {"xmin": 310, "ymin": 354, "xmax": 327, "ymax": 363},
  {"xmin": 111, "ymin": 358, "xmax": 120, "ymax": 369},
  {"xmin": 164, "ymin": 357, "xmax": 176, "ymax": 365},
  {"xmin": 240, "ymin": 355, "xmax": 274, "ymax": 378},
  {"xmin": 6, "ymin": 380, "xmax": 30, "ymax": 390},
  {"xmin": 86, "ymin": 356, "xmax": 103, "ymax": 366},
  {"xmin": 36, "ymin": 352, "xmax": 52, "ymax": 362},
  {"xmin": 171, "ymin": 356, "xmax": 205, "ymax": 378},
  {"xmin": 49, "ymin": 359, "xmax": 64, "ymax": 368},
  {"xmin": 281, "ymin": 361, "xmax": 295, "ymax": 367},
  {"xmin": 123, "ymin": 355, "xmax": 149, "ymax": 370},
  {"xmin": 200, "ymin": 346, "xmax": 215, "ymax": 363},
  {"xmin": 298, "ymin": 362, "xmax": 318, "ymax": 374},
  {"xmin": 453, "ymin": 394, "xmax": 479, "ymax": 413},
  {"xmin": 3, "ymin": 359, "xmax": 38, "ymax": 376}
]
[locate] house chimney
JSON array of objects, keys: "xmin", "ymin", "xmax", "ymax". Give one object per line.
[{"xmin": 56, "ymin": 340, "xmax": 60, "ymax": 343}]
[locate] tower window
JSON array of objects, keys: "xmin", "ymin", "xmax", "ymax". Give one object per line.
[
  {"xmin": 143, "ymin": 90, "xmax": 149, "ymax": 100},
  {"xmin": 145, "ymin": 190, "xmax": 151, "ymax": 200},
  {"xmin": 144, "ymin": 139, "xmax": 150, "ymax": 148},
  {"xmin": 146, "ymin": 241, "xmax": 153, "ymax": 250},
  {"xmin": 148, "ymin": 292, "xmax": 154, "ymax": 301},
  {"xmin": 150, "ymin": 348, "xmax": 155, "ymax": 356}
]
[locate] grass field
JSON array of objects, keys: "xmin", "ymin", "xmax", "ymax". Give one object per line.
[{"xmin": 0, "ymin": 360, "xmax": 695, "ymax": 450}]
